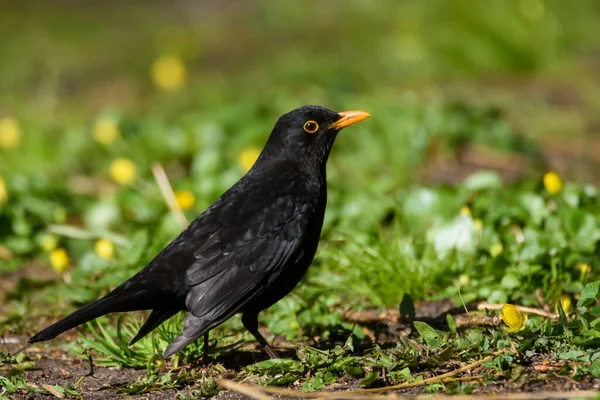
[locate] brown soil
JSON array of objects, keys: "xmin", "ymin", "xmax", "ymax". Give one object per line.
[
  {"xmin": 4, "ymin": 301, "xmax": 599, "ymax": 399},
  {"xmin": 6, "ymin": 343, "xmax": 598, "ymax": 399}
]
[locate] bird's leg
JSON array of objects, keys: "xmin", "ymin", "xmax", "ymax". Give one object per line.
[
  {"xmin": 242, "ymin": 312, "xmax": 279, "ymax": 359},
  {"xmin": 203, "ymin": 332, "xmax": 209, "ymax": 362}
]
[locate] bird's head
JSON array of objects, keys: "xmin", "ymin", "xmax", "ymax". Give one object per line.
[{"xmin": 258, "ymin": 105, "xmax": 370, "ymax": 170}]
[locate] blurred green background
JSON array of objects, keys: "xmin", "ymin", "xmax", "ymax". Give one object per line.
[
  {"xmin": 1, "ymin": 0, "xmax": 599, "ymax": 181},
  {"xmin": 1, "ymin": 0, "xmax": 600, "ymax": 334}
]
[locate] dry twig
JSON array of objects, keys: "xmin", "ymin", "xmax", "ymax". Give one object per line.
[
  {"xmin": 219, "ymin": 352, "xmax": 500, "ymax": 399},
  {"xmin": 477, "ymin": 303, "xmax": 557, "ymax": 319},
  {"xmin": 219, "ymin": 379, "xmax": 276, "ymax": 400},
  {"xmin": 415, "ymin": 391, "xmax": 598, "ymax": 400},
  {"xmin": 151, "ymin": 162, "xmax": 188, "ymax": 229}
]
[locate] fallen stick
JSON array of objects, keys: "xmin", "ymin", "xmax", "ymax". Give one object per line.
[
  {"xmin": 219, "ymin": 379, "xmax": 276, "ymax": 400},
  {"xmin": 477, "ymin": 303, "xmax": 557, "ymax": 319},
  {"xmin": 218, "ymin": 378, "xmax": 410, "ymax": 399},
  {"xmin": 218, "ymin": 351, "xmax": 500, "ymax": 399},
  {"xmin": 151, "ymin": 162, "xmax": 210, "ymax": 358},
  {"xmin": 151, "ymin": 162, "xmax": 188, "ymax": 229},
  {"xmin": 218, "ymin": 376, "xmax": 484, "ymax": 399},
  {"xmin": 415, "ymin": 390, "xmax": 598, "ymax": 400},
  {"xmin": 343, "ymin": 351, "xmax": 500, "ymax": 395}
]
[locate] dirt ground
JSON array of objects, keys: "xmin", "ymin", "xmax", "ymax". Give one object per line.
[
  {"xmin": 5, "ymin": 339, "xmax": 598, "ymax": 399},
  {"xmin": 4, "ymin": 301, "xmax": 599, "ymax": 399},
  {"xmin": 5, "ymin": 345, "xmax": 598, "ymax": 399}
]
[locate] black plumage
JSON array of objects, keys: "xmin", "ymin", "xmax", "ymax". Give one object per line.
[{"xmin": 29, "ymin": 105, "xmax": 370, "ymax": 358}]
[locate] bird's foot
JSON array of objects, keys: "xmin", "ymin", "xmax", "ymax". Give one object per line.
[{"xmin": 263, "ymin": 344, "xmax": 279, "ymax": 359}]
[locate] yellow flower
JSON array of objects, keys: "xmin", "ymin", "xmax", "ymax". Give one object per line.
[
  {"xmin": 151, "ymin": 56, "xmax": 186, "ymax": 90},
  {"xmin": 0, "ymin": 116, "xmax": 21, "ymax": 149},
  {"xmin": 175, "ymin": 190, "xmax": 195, "ymax": 210},
  {"xmin": 0, "ymin": 177, "xmax": 6, "ymax": 203},
  {"xmin": 579, "ymin": 263, "xmax": 591, "ymax": 275},
  {"xmin": 109, "ymin": 158, "xmax": 137, "ymax": 185},
  {"xmin": 500, "ymin": 304, "xmax": 527, "ymax": 332},
  {"xmin": 49, "ymin": 248, "xmax": 70, "ymax": 274},
  {"xmin": 460, "ymin": 206, "xmax": 471, "ymax": 217},
  {"xmin": 490, "ymin": 242, "xmax": 504, "ymax": 258},
  {"xmin": 543, "ymin": 171, "xmax": 562, "ymax": 195},
  {"xmin": 94, "ymin": 117, "xmax": 120, "ymax": 145},
  {"xmin": 554, "ymin": 294, "xmax": 573, "ymax": 314},
  {"xmin": 95, "ymin": 238, "xmax": 114, "ymax": 260},
  {"xmin": 40, "ymin": 234, "xmax": 58, "ymax": 252},
  {"xmin": 239, "ymin": 147, "xmax": 261, "ymax": 173},
  {"xmin": 457, "ymin": 274, "xmax": 470, "ymax": 287}
]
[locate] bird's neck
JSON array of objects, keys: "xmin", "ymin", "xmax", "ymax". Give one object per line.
[{"xmin": 250, "ymin": 157, "xmax": 327, "ymax": 200}]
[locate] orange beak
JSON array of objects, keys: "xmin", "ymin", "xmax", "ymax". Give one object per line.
[{"xmin": 329, "ymin": 110, "xmax": 371, "ymax": 130}]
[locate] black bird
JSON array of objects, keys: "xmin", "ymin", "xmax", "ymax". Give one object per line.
[{"xmin": 29, "ymin": 105, "xmax": 371, "ymax": 358}]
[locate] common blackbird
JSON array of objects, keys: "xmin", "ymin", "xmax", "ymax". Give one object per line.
[{"xmin": 29, "ymin": 105, "xmax": 370, "ymax": 358}]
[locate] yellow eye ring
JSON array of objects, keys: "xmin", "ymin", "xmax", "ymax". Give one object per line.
[{"xmin": 303, "ymin": 120, "xmax": 319, "ymax": 134}]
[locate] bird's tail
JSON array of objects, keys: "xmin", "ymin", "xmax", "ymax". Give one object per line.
[
  {"xmin": 28, "ymin": 288, "xmax": 148, "ymax": 343},
  {"xmin": 163, "ymin": 313, "xmax": 217, "ymax": 358},
  {"xmin": 129, "ymin": 309, "xmax": 179, "ymax": 345}
]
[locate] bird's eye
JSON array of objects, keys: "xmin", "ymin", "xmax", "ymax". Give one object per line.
[{"xmin": 303, "ymin": 121, "xmax": 319, "ymax": 134}]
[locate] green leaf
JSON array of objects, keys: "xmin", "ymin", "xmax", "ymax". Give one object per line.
[
  {"xmin": 360, "ymin": 371, "xmax": 380, "ymax": 387},
  {"xmin": 565, "ymin": 211, "xmax": 600, "ymax": 253},
  {"xmin": 572, "ymin": 332, "xmax": 600, "ymax": 348},
  {"xmin": 463, "ymin": 170, "xmax": 502, "ymax": 191},
  {"xmin": 446, "ymin": 313, "xmax": 457, "ymax": 335},
  {"xmin": 557, "ymin": 299, "xmax": 568, "ymax": 326},
  {"xmin": 343, "ymin": 365, "xmax": 364, "ymax": 378},
  {"xmin": 591, "ymin": 358, "xmax": 600, "ymax": 378},
  {"xmin": 519, "ymin": 193, "xmax": 548, "ymax": 226},
  {"xmin": 558, "ymin": 350, "xmax": 587, "ymax": 361},
  {"xmin": 578, "ymin": 281, "xmax": 600, "ymax": 308},
  {"xmin": 590, "ymin": 318, "xmax": 600, "ymax": 329},
  {"xmin": 403, "ymin": 187, "xmax": 440, "ymax": 229},
  {"xmin": 413, "ymin": 321, "xmax": 440, "ymax": 345},
  {"xmin": 500, "ymin": 274, "xmax": 520, "ymax": 290},
  {"xmin": 0, "ymin": 376, "xmax": 16, "ymax": 392},
  {"xmin": 429, "ymin": 216, "xmax": 476, "ymax": 259}
]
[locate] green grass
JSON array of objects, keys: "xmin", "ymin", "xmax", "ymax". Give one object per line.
[{"xmin": 1, "ymin": 0, "xmax": 600, "ymax": 397}]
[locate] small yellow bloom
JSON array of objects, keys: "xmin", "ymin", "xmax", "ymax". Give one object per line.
[
  {"xmin": 0, "ymin": 177, "xmax": 6, "ymax": 203},
  {"xmin": 95, "ymin": 238, "xmax": 114, "ymax": 260},
  {"xmin": 239, "ymin": 147, "xmax": 261, "ymax": 173},
  {"xmin": 554, "ymin": 294, "xmax": 573, "ymax": 314},
  {"xmin": 490, "ymin": 242, "xmax": 504, "ymax": 258},
  {"xmin": 49, "ymin": 248, "xmax": 70, "ymax": 274},
  {"xmin": 40, "ymin": 234, "xmax": 58, "ymax": 252},
  {"xmin": 579, "ymin": 263, "xmax": 591, "ymax": 275},
  {"xmin": 175, "ymin": 190, "xmax": 195, "ymax": 210},
  {"xmin": 457, "ymin": 274, "xmax": 470, "ymax": 286},
  {"xmin": 109, "ymin": 158, "xmax": 137, "ymax": 186},
  {"xmin": 0, "ymin": 116, "xmax": 21, "ymax": 149},
  {"xmin": 460, "ymin": 206, "xmax": 471, "ymax": 217},
  {"xmin": 151, "ymin": 56, "xmax": 186, "ymax": 90},
  {"xmin": 500, "ymin": 304, "xmax": 527, "ymax": 332},
  {"xmin": 543, "ymin": 171, "xmax": 562, "ymax": 195},
  {"xmin": 94, "ymin": 117, "xmax": 120, "ymax": 145}
]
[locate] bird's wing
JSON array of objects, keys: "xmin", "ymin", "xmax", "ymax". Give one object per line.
[
  {"xmin": 184, "ymin": 194, "xmax": 311, "ymax": 322},
  {"xmin": 162, "ymin": 194, "xmax": 313, "ymax": 358}
]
